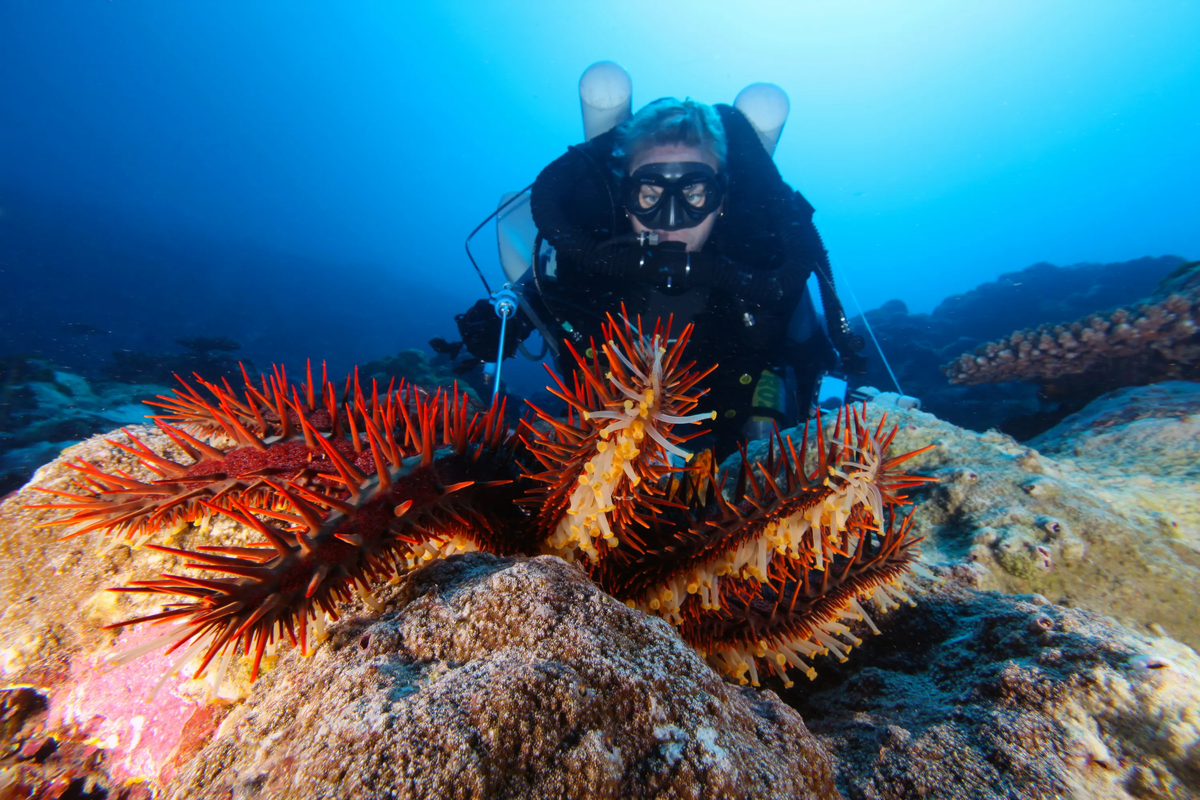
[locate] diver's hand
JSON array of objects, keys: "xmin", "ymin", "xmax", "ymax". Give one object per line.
[
  {"xmin": 455, "ymin": 299, "xmax": 533, "ymax": 361},
  {"xmin": 456, "ymin": 300, "xmax": 503, "ymax": 361}
]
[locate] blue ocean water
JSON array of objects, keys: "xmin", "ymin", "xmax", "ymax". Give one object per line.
[
  {"xmin": 1, "ymin": 1, "xmax": 1197, "ymax": 395},
  {"xmin": 1, "ymin": 11, "xmax": 1200, "ymax": 794}
]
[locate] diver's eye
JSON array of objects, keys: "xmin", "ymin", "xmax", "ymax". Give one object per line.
[
  {"xmin": 637, "ymin": 185, "xmax": 664, "ymax": 209},
  {"xmin": 683, "ymin": 184, "xmax": 709, "ymax": 208}
]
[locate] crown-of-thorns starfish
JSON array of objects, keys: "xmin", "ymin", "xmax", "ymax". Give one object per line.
[{"xmin": 33, "ymin": 313, "xmax": 935, "ymax": 693}]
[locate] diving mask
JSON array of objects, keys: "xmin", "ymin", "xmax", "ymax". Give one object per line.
[{"xmin": 622, "ymin": 161, "xmax": 725, "ymax": 232}]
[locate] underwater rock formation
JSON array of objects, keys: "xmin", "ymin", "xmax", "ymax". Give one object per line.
[
  {"xmin": 795, "ymin": 577, "xmax": 1200, "ymax": 799},
  {"xmin": 1028, "ymin": 380, "xmax": 1200, "ymax": 467},
  {"xmin": 5, "ymin": 472, "xmax": 1200, "ymax": 798},
  {"xmin": 166, "ymin": 553, "xmax": 841, "ymax": 800},
  {"xmin": 0, "ymin": 357, "xmax": 169, "ymax": 496},
  {"xmin": 2, "ymin": 378, "xmax": 1199, "ymax": 797},
  {"xmin": 943, "ymin": 261, "xmax": 1200, "ymax": 429},
  {"xmin": 360, "ymin": 347, "xmax": 482, "ymax": 402},
  {"xmin": 933, "ymin": 256, "xmax": 1188, "ymax": 345},
  {"xmin": 0, "ymin": 683, "xmax": 174, "ymax": 799},
  {"xmin": 25, "ymin": 317, "xmax": 930, "ymax": 696},
  {"xmin": 105, "ymin": 337, "xmax": 249, "ymax": 386}
]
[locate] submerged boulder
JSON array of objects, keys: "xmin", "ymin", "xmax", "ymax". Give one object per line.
[
  {"xmin": 166, "ymin": 554, "xmax": 840, "ymax": 800},
  {"xmin": 793, "ymin": 580, "xmax": 1200, "ymax": 799}
]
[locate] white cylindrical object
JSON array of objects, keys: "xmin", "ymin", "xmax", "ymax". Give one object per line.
[
  {"xmin": 579, "ymin": 61, "xmax": 632, "ymax": 141},
  {"xmin": 734, "ymin": 82, "xmax": 790, "ymax": 155}
]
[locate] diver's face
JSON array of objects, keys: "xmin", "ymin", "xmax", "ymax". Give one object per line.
[{"xmin": 628, "ymin": 145, "xmax": 722, "ymax": 252}]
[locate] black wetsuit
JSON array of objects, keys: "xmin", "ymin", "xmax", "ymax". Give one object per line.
[{"xmin": 457, "ymin": 104, "xmax": 863, "ymax": 452}]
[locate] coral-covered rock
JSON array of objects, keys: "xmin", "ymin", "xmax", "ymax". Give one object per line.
[
  {"xmin": 846, "ymin": 255, "xmax": 1187, "ymax": 435},
  {"xmin": 2, "ymin": 438, "xmax": 841, "ymax": 799},
  {"xmin": 792, "ymin": 579, "xmax": 1200, "ymax": 799},
  {"xmin": 165, "ymin": 554, "xmax": 841, "ymax": 800},
  {"xmin": 0, "ymin": 428, "xmax": 246, "ymax": 794},
  {"xmin": 1027, "ymin": 381, "xmax": 1200, "ymax": 473},
  {"xmin": 943, "ymin": 260, "xmax": 1200, "ymax": 395}
]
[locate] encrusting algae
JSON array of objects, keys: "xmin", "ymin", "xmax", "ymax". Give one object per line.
[{"xmin": 30, "ymin": 312, "xmax": 935, "ymax": 693}]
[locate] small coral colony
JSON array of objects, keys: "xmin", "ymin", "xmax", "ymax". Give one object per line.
[{"xmin": 32, "ymin": 313, "xmax": 933, "ymax": 693}]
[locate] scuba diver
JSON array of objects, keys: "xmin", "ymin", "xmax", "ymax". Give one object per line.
[{"xmin": 444, "ymin": 64, "xmax": 866, "ymax": 456}]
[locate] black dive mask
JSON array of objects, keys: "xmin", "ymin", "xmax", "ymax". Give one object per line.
[{"xmin": 622, "ymin": 161, "xmax": 725, "ymax": 232}]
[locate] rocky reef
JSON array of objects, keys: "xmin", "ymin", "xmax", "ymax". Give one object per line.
[
  {"xmin": 848, "ymin": 255, "xmax": 1188, "ymax": 437},
  {"xmin": 1, "ymin": 381, "xmax": 1197, "ymax": 798},
  {"xmin": 359, "ymin": 348, "xmax": 483, "ymax": 402},
  {"xmin": 944, "ymin": 259, "xmax": 1200, "ymax": 396},
  {"xmin": 0, "ymin": 356, "xmax": 169, "ymax": 497},
  {"xmin": 167, "ymin": 554, "xmax": 840, "ymax": 800},
  {"xmin": 794, "ymin": 580, "xmax": 1200, "ymax": 799},
  {"xmin": 0, "ymin": 343, "xmax": 474, "ymax": 500},
  {"xmin": 105, "ymin": 337, "xmax": 247, "ymax": 387}
]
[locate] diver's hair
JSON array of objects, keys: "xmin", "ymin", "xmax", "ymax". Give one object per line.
[{"xmin": 612, "ymin": 98, "xmax": 727, "ymax": 174}]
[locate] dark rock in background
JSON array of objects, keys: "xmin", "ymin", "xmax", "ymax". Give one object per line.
[
  {"xmin": 360, "ymin": 347, "xmax": 482, "ymax": 402},
  {"xmin": 931, "ymin": 256, "xmax": 1187, "ymax": 343},
  {"xmin": 848, "ymin": 255, "xmax": 1187, "ymax": 436}
]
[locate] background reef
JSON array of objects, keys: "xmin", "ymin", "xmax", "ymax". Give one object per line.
[
  {"xmin": 944, "ymin": 259, "xmax": 1200, "ymax": 432},
  {"xmin": 0, "ymin": 356, "xmax": 169, "ymax": 497},
  {"xmin": 0, "ymin": 346, "xmax": 469, "ymax": 499},
  {"xmin": 847, "ymin": 254, "xmax": 1189, "ymax": 437}
]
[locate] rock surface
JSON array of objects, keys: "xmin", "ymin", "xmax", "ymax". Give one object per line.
[
  {"xmin": 792, "ymin": 579, "xmax": 1200, "ymax": 799},
  {"xmin": 0, "ymin": 427, "xmax": 249, "ymax": 797},
  {"xmin": 167, "ymin": 554, "xmax": 840, "ymax": 800}
]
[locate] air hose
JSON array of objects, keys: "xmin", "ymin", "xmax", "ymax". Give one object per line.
[{"xmin": 488, "ymin": 285, "xmax": 519, "ymax": 401}]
